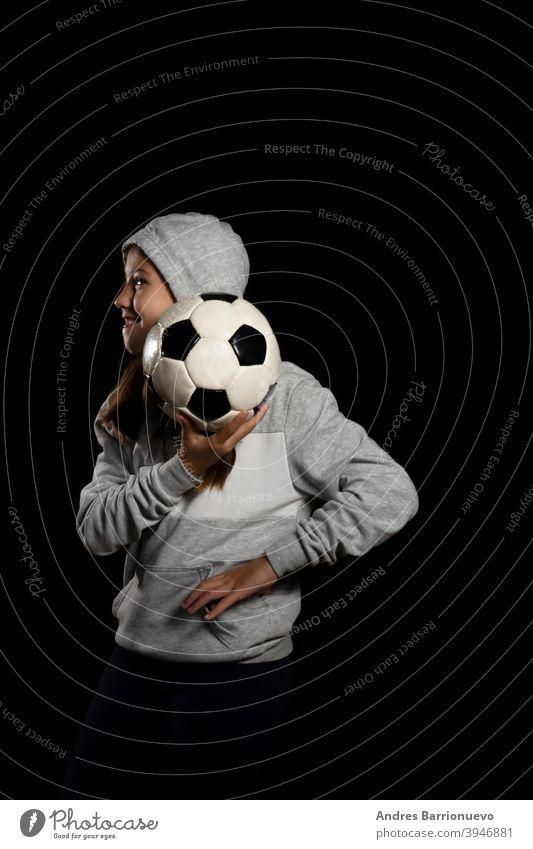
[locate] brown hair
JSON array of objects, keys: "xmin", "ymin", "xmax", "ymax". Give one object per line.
[{"xmin": 99, "ymin": 247, "xmax": 236, "ymax": 493}]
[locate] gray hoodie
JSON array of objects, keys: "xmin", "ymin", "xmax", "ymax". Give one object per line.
[
  {"xmin": 77, "ymin": 213, "xmax": 419, "ymax": 664},
  {"xmin": 122, "ymin": 212, "xmax": 250, "ymax": 301}
]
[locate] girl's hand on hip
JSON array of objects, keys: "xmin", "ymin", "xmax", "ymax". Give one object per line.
[
  {"xmin": 175, "ymin": 403, "xmax": 269, "ymax": 479},
  {"xmin": 181, "ymin": 556, "xmax": 279, "ymax": 619}
]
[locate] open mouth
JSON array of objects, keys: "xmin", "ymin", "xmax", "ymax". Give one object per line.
[{"xmin": 122, "ymin": 316, "xmax": 139, "ymax": 329}]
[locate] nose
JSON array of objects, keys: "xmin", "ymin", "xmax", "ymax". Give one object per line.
[{"xmin": 114, "ymin": 281, "xmax": 133, "ymax": 310}]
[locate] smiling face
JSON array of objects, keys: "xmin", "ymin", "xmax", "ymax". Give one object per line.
[{"xmin": 115, "ymin": 244, "xmax": 176, "ymax": 355}]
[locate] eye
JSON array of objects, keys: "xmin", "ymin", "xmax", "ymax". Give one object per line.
[{"xmin": 133, "ymin": 277, "xmax": 146, "ymax": 287}]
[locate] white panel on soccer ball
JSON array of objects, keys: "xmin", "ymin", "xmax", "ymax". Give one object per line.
[
  {"xmin": 168, "ymin": 405, "xmax": 211, "ymax": 432},
  {"xmin": 208, "ymin": 408, "xmax": 254, "ymax": 431},
  {"xmin": 152, "ymin": 358, "xmax": 196, "ymax": 407},
  {"xmin": 263, "ymin": 332, "xmax": 282, "ymax": 381},
  {"xmin": 185, "ymin": 338, "xmax": 240, "ymax": 389},
  {"xmin": 190, "ymin": 300, "xmax": 241, "ymax": 340},
  {"xmin": 162, "ymin": 400, "xmax": 183, "ymax": 420},
  {"xmin": 162, "ymin": 403, "xmax": 208, "ymax": 430},
  {"xmin": 227, "ymin": 364, "xmax": 272, "ymax": 410},
  {"xmin": 142, "ymin": 325, "xmax": 163, "ymax": 377},
  {"xmin": 232, "ymin": 299, "xmax": 272, "ymax": 336},
  {"xmin": 158, "ymin": 295, "xmax": 203, "ymax": 329}
]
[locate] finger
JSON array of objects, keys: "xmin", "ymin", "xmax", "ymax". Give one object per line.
[
  {"xmin": 253, "ymin": 402, "xmax": 270, "ymax": 421},
  {"xmin": 220, "ymin": 403, "xmax": 268, "ymax": 441},
  {"xmin": 203, "ymin": 409, "xmax": 250, "ymax": 457},
  {"xmin": 176, "ymin": 411, "xmax": 203, "ymax": 436},
  {"xmin": 182, "ymin": 579, "xmax": 226, "ymax": 609},
  {"xmin": 221, "ymin": 403, "xmax": 269, "ymax": 452},
  {"xmin": 181, "ymin": 575, "xmax": 230, "ymax": 613},
  {"xmin": 183, "ymin": 589, "xmax": 228, "ymax": 614},
  {"xmin": 218, "ymin": 409, "xmax": 249, "ymax": 439},
  {"xmin": 202, "ymin": 592, "xmax": 243, "ymax": 620}
]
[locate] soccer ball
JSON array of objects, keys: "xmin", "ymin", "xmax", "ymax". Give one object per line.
[{"xmin": 142, "ymin": 292, "xmax": 281, "ymax": 431}]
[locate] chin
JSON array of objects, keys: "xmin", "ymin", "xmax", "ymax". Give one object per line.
[
  {"xmin": 123, "ymin": 328, "xmax": 145, "ymax": 356},
  {"xmin": 122, "ymin": 338, "xmax": 138, "ymax": 356}
]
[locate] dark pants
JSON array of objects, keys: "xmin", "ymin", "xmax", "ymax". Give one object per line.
[{"xmin": 59, "ymin": 644, "xmax": 295, "ymax": 800}]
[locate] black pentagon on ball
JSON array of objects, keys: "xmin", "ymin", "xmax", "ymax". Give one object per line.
[
  {"xmin": 188, "ymin": 387, "xmax": 231, "ymax": 421},
  {"xmin": 200, "ymin": 292, "xmax": 238, "ymax": 303},
  {"xmin": 161, "ymin": 318, "xmax": 200, "ymax": 360},
  {"xmin": 229, "ymin": 324, "xmax": 267, "ymax": 366}
]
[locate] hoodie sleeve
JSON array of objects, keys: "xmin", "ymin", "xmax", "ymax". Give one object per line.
[
  {"xmin": 76, "ymin": 402, "xmax": 204, "ymax": 557},
  {"xmin": 263, "ymin": 375, "xmax": 419, "ymax": 578}
]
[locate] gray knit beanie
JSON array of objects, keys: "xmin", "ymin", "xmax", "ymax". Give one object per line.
[{"xmin": 122, "ymin": 212, "xmax": 249, "ymax": 300}]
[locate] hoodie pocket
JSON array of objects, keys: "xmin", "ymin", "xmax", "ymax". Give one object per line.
[
  {"xmin": 115, "ymin": 564, "xmax": 218, "ymax": 660},
  {"xmin": 111, "ymin": 576, "xmax": 135, "ymax": 618},
  {"xmin": 114, "ymin": 561, "xmax": 295, "ymax": 662},
  {"xmin": 206, "ymin": 592, "xmax": 275, "ymax": 653}
]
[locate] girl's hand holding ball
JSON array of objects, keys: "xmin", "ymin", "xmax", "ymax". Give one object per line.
[{"xmin": 175, "ymin": 402, "xmax": 270, "ymax": 479}]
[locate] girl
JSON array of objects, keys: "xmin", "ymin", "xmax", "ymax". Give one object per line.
[{"xmin": 61, "ymin": 211, "xmax": 419, "ymax": 800}]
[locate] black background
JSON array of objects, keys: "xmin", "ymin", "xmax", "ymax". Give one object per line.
[{"xmin": 2, "ymin": 0, "xmax": 532, "ymax": 800}]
